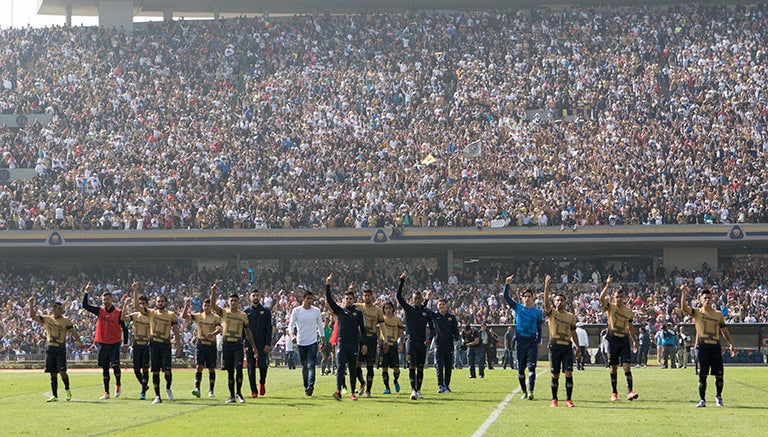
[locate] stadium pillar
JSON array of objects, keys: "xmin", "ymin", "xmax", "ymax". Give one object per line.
[
  {"xmin": 279, "ymin": 258, "xmax": 291, "ymax": 276},
  {"xmin": 213, "ymin": 8, "xmax": 220, "ymax": 22},
  {"xmin": 441, "ymin": 250, "xmax": 453, "ymax": 281},
  {"xmin": 97, "ymin": 0, "xmax": 133, "ymax": 32},
  {"xmin": 65, "ymin": 5, "xmax": 72, "ymax": 26},
  {"xmin": 662, "ymin": 247, "xmax": 718, "ymax": 274},
  {"xmin": 163, "ymin": 8, "xmax": 173, "ymax": 22}
]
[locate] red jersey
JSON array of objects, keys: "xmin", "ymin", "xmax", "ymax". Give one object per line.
[{"xmin": 95, "ymin": 306, "xmax": 123, "ymax": 344}]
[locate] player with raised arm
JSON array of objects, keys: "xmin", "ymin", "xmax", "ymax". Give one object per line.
[
  {"xmin": 354, "ymin": 284, "xmax": 384, "ymax": 398},
  {"xmin": 599, "ymin": 275, "xmax": 639, "ymax": 401},
  {"xmin": 29, "ymin": 295, "xmax": 84, "ymax": 402},
  {"xmin": 133, "ymin": 284, "xmax": 183, "ymax": 404},
  {"xmin": 82, "ymin": 282, "xmax": 129, "ymax": 400},
  {"xmin": 680, "ymin": 284, "xmax": 735, "ymax": 407},
  {"xmin": 503, "ymin": 275, "xmax": 543, "ymax": 400},
  {"xmin": 325, "ymin": 273, "xmax": 366, "ymax": 401},
  {"xmin": 210, "ymin": 284, "xmax": 258, "ymax": 404},
  {"xmin": 396, "ymin": 271, "xmax": 433, "ymax": 400},
  {"xmin": 543, "ymin": 275, "xmax": 580, "ymax": 407}
]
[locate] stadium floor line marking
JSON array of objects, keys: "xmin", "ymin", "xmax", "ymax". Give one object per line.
[{"xmin": 471, "ymin": 369, "xmax": 548, "ymax": 437}]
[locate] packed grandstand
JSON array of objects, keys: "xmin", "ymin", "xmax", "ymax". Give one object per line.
[{"xmin": 1, "ymin": 4, "xmax": 768, "ymax": 361}]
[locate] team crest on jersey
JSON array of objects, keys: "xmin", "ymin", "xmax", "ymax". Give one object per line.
[
  {"xmin": 422, "ymin": 312, "xmax": 427, "ymax": 317},
  {"xmin": 260, "ymin": 311, "xmax": 264, "ymax": 315}
]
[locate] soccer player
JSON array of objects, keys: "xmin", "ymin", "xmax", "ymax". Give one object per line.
[
  {"xmin": 430, "ymin": 298, "xmax": 460, "ymax": 393},
  {"xmin": 82, "ymin": 282, "xmax": 128, "ymax": 400},
  {"xmin": 245, "ymin": 288, "xmax": 272, "ymax": 398},
  {"xmin": 288, "ymin": 290, "xmax": 324, "ymax": 396},
  {"xmin": 680, "ymin": 284, "xmax": 735, "ymax": 407},
  {"xmin": 354, "ymin": 284, "xmax": 384, "ymax": 398},
  {"xmin": 29, "ymin": 296, "xmax": 84, "ymax": 402},
  {"xmin": 542, "ymin": 275, "xmax": 580, "ymax": 408},
  {"xmin": 379, "ymin": 301, "xmax": 404, "ymax": 394},
  {"xmin": 599, "ymin": 275, "xmax": 639, "ymax": 401},
  {"xmin": 133, "ymin": 285, "xmax": 183, "ymax": 404},
  {"xmin": 210, "ymin": 284, "xmax": 258, "ymax": 404},
  {"xmin": 121, "ymin": 285, "xmax": 151, "ymax": 399},
  {"xmin": 396, "ymin": 271, "xmax": 433, "ymax": 400},
  {"xmin": 325, "ymin": 273, "xmax": 366, "ymax": 401},
  {"xmin": 183, "ymin": 296, "xmax": 222, "ymax": 398},
  {"xmin": 503, "ymin": 275, "xmax": 543, "ymax": 400}
]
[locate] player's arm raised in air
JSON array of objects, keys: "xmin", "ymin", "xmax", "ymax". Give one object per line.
[{"xmin": 599, "ymin": 275, "xmax": 613, "ymax": 309}]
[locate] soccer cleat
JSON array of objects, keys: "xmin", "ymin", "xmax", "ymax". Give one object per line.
[
  {"xmin": 333, "ymin": 391, "xmax": 342, "ymax": 401},
  {"xmin": 100, "ymin": 392, "xmax": 110, "ymax": 400},
  {"xmin": 191, "ymin": 389, "xmax": 201, "ymax": 398},
  {"xmin": 445, "ymin": 386, "xmax": 452, "ymax": 393},
  {"xmin": 565, "ymin": 400, "xmax": 575, "ymax": 408},
  {"xmin": 364, "ymin": 391, "xmax": 372, "ymax": 398},
  {"xmin": 468, "ymin": 376, "xmax": 476, "ymax": 379},
  {"xmin": 527, "ymin": 393, "xmax": 534, "ymax": 400},
  {"xmin": 550, "ymin": 399, "xmax": 558, "ymax": 407},
  {"xmin": 115, "ymin": 385, "xmax": 121, "ymax": 398},
  {"xmin": 166, "ymin": 388, "xmax": 174, "ymax": 401},
  {"xmin": 696, "ymin": 400, "xmax": 706, "ymax": 408},
  {"xmin": 350, "ymin": 393, "xmax": 358, "ymax": 401},
  {"xmin": 225, "ymin": 397, "xmax": 236, "ymax": 404},
  {"xmin": 383, "ymin": 388, "xmax": 392, "ymax": 395},
  {"xmin": 341, "ymin": 386, "xmax": 349, "ymax": 394},
  {"xmin": 236, "ymin": 394, "xmax": 245, "ymax": 403},
  {"xmin": 358, "ymin": 385, "xmax": 365, "ymax": 396},
  {"xmin": 251, "ymin": 392, "xmax": 258, "ymax": 399},
  {"xmin": 627, "ymin": 391, "xmax": 639, "ymax": 401},
  {"xmin": 610, "ymin": 393, "xmax": 619, "ymax": 401},
  {"xmin": 259, "ymin": 383, "xmax": 266, "ymax": 396},
  {"xmin": 520, "ymin": 392, "xmax": 528, "ymax": 400},
  {"xmin": 716, "ymin": 396, "xmax": 724, "ymax": 407},
  {"xmin": 416, "ymin": 391, "xmax": 424, "ymax": 400},
  {"xmin": 393, "ymin": 381, "xmax": 401, "ymax": 393},
  {"xmin": 65, "ymin": 389, "xmax": 72, "ymax": 401},
  {"xmin": 139, "ymin": 393, "xmax": 146, "ymax": 400},
  {"xmin": 208, "ymin": 391, "xmax": 215, "ymax": 398},
  {"xmin": 46, "ymin": 396, "xmax": 58, "ymax": 403},
  {"xmin": 410, "ymin": 390, "xmax": 418, "ymax": 400},
  {"xmin": 152, "ymin": 396, "xmax": 162, "ymax": 404},
  {"xmin": 438, "ymin": 386, "xmax": 447, "ymax": 394}
]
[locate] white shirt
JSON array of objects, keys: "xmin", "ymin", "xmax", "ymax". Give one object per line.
[
  {"xmin": 576, "ymin": 327, "xmax": 589, "ymax": 347},
  {"xmin": 288, "ymin": 305, "xmax": 324, "ymax": 346}
]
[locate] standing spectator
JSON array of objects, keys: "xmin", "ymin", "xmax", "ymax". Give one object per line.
[
  {"xmin": 575, "ymin": 323, "xmax": 589, "ymax": 370},
  {"xmin": 462, "ymin": 324, "xmax": 484, "ymax": 379},
  {"xmin": 677, "ymin": 325, "xmax": 692, "ymax": 369},
  {"xmin": 501, "ymin": 325, "xmax": 515, "ymax": 370}
]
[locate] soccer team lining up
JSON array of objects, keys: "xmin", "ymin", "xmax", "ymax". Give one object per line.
[{"xmin": 29, "ymin": 271, "xmax": 734, "ymax": 408}]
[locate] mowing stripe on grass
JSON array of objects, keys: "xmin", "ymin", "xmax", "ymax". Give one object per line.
[{"xmin": 471, "ymin": 369, "xmax": 548, "ymax": 437}]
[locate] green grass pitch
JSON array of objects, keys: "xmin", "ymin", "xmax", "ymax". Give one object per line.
[{"xmin": 2, "ymin": 365, "xmax": 766, "ymax": 436}]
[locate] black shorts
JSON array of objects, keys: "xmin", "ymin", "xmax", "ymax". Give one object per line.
[
  {"xmin": 358, "ymin": 335, "xmax": 377, "ymax": 365},
  {"xmin": 133, "ymin": 343, "xmax": 150, "ymax": 369},
  {"xmin": 150, "ymin": 341, "xmax": 173, "ymax": 372},
  {"xmin": 196, "ymin": 343, "xmax": 217, "ymax": 368},
  {"xmin": 45, "ymin": 346, "xmax": 67, "ymax": 373},
  {"xmin": 608, "ymin": 335, "xmax": 631, "ymax": 365},
  {"xmin": 379, "ymin": 344, "xmax": 400, "ymax": 368},
  {"xmin": 697, "ymin": 343, "xmax": 724, "ymax": 376},
  {"xmin": 549, "ymin": 344, "xmax": 574, "ymax": 374},
  {"xmin": 516, "ymin": 337, "xmax": 538, "ymax": 371},
  {"xmin": 222, "ymin": 341, "xmax": 244, "ymax": 371},
  {"xmin": 405, "ymin": 339, "xmax": 427, "ymax": 367},
  {"xmin": 97, "ymin": 342, "xmax": 121, "ymax": 368}
]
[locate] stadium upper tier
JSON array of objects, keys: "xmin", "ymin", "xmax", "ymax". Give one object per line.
[{"xmin": 1, "ymin": 5, "xmax": 767, "ymax": 233}]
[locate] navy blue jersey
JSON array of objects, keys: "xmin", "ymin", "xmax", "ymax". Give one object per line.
[
  {"xmin": 245, "ymin": 303, "xmax": 272, "ymax": 346},
  {"xmin": 326, "ymin": 285, "xmax": 365, "ymax": 345},
  {"xmin": 396, "ymin": 278, "xmax": 432, "ymax": 343},
  {"xmin": 430, "ymin": 311, "xmax": 460, "ymax": 347}
]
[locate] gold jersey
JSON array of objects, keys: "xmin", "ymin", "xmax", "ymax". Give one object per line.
[
  {"xmin": 604, "ymin": 303, "xmax": 633, "ymax": 337},
  {"xmin": 147, "ymin": 309, "xmax": 178, "ymax": 344},
  {"xmin": 691, "ymin": 308, "xmax": 725, "ymax": 345},
  {"xmin": 220, "ymin": 308, "xmax": 249, "ymax": 343},
  {"xmin": 191, "ymin": 311, "xmax": 222, "ymax": 345},
  {"xmin": 545, "ymin": 308, "xmax": 577, "ymax": 346},
  {"xmin": 126, "ymin": 311, "xmax": 151, "ymax": 345},
  {"xmin": 355, "ymin": 303, "xmax": 384, "ymax": 337},
  {"xmin": 379, "ymin": 314, "xmax": 404, "ymax": 346},
  {"xmin": 41, "ymin": 315, "xmax": 73, "ymax": 347}
]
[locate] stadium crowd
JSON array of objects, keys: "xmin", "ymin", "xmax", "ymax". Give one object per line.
[
  {"xmin": 0, "ymin": 4, "xmax": 767, "ymax": 231},
  {"xmin": 2, "ymin": 254, "xmax": 767, "ymax": 361}
]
